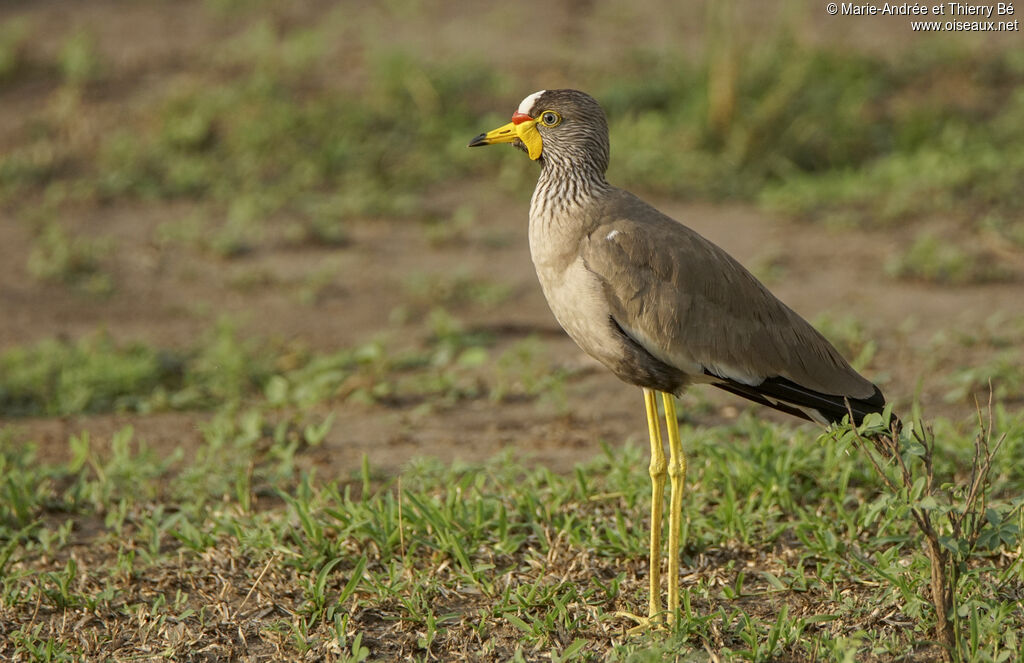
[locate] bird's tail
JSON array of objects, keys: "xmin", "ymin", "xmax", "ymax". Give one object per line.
[
  {"xmin": 710, "ymin": 373, "xmax": 902, "ymax": 454},
  {"xmin": 710, "ymin": 374, "xmax": 886, "ymax": 427}
]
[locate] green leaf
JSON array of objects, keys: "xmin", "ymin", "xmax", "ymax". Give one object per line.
[
  {"xmin": 506, "ymin": 613, "xmax": 533, "ymax": 634},
  {"xmin": 760, "ymin": 571, "xmax": 788, "ymax": 591},
  {"xmin": 560, "ymin": 638, "xmax": 587, "ymax": 660},
  {"xmin": 315, "ymin": 556, "xmax": 344, "ymax": 599},
  {"xmin": 338, "ymin": 555, "xmax": 367, "ymax": 606}
]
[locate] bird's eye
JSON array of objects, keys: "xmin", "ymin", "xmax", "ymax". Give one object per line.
[{"xmin": 540, "ymin": 111, "xmax": 561, "ymax": 127}]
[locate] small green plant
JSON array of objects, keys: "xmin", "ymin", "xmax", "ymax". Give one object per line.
[
  {"xmin": 58, "ymin": 30, "xmax": 103, "ymax": 85},
  {"xmin": 0, "ymin": 316, "xmax": 508, "ymax": 417},
  {"xmin": 404, "ymin": 271, "xmax": 512, "ymax": 312},
  {"xmin": 0, "ymin": 334, "xmax": 168, "ymax": 416},
  {"xmin": 422, "ymin": 205, "xmax": 476, "ymax": 247},
  {"xmin": 0, "ymin": 324, "xmax": 273, "ymax": 416},
  {"xmin": 490, "ymin": 337, "xmax": 569, "ymax": 406},
  {"xmin": 982, "ymin": 214, "xmax": 1024, "ymax": 249},
  {"xmin": 841, "ymin": 403, "xmax": 1020, "ymax": 662},
  {"xmin": 26, "ymin": 222, "xmax": 113, "ymax": 295},
  {"xmin": 0, "ymin": 18, "xmax": 30, "ymax": 81},
  {"xmin": 283, "ymin": 213, "xmax": 349, "ymax": 248},
  {"xmin": 297, "ymin": 260, "xmax": 342, "ymax": 306},
  {"xmin": 217, "ymin": 19, "xmax": 327, "ymax": 75},
  {"xmin": 812, "ymin": 313, "xmax": 878, "ymax": 371},
  {"xmin": 944, "ymin": 350, "xmax": 1024, "ymax": 404},
  {"xmin": 886, "ymin": 233, "xmax": 1012, "ymax": 285}
]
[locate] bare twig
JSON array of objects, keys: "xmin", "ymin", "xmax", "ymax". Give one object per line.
[{"xmin": 235, "ymin": 553, "xmax": 277, "ymax": 620}]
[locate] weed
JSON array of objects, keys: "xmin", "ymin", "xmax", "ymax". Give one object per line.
[
  {"xmin": 758, "ymin": 51, "xmax": 1024, "ymax": 225},
  {"xmin": 78, "ymin": 50, "xmax": 501, "ymax": 240},
  {"xmin": 26, "ymin": 222, "xmax": 113, "ymax": 295},
  {"xmin": 0, "ymin": 334, "xmax": 171, "ymax": 416},
  {"xmin": 945, "ymin": 350, "xmax": 1024, "ymax": 404},
  {"xmin": 284, "ymin": 199, "xmax": 350, "ymax": 247},
  {"xmin": 982, "ymin": 213, "xmax": 1024, "ymax": 250},
  {"xmin": 490, "ymin": 337, "xmax": 569, "ymax": 407},
  {"xmin": 812, "ymin": 313, "xmax": 878, "ymax": 371},
  {"xmin": 839, "ymin": 401, "xmax": 1021, "ymax": 662},
  {"xmin": 58, "ymin": 30, "xmax": 103, "ymax": 86},
  {"xmin": 217, "ymin": 19, "xmax": 327, "ymax": 76},
  {"xmin": 0, "ymin": 326, "xmax": 264, "ymax": 416},
  {"xmin": 297, "ymin": 260, "xmax": 343, "ymax": 306},
  {"xmin": 404, "ymin": 271, "xmax": 512, "ymax": 312},
  {"xmin": 886, "ymin": 233, "xmax": 1013, "ymax": 285},
  {"xmin": 0, "ymin": 312, "xmax": 507, "ymax": 417},
  {"xmin": 423, "ymin": 204, "xmax": 477, "ymax": 247},
  {"xmin": 0, "ymin": 18, "xmax": 30, "ymax": 82}
]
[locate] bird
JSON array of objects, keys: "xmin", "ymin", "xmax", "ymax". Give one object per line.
[{"xmin": 468, "ymin": 89, "xmax": 889, "ymax": 626}]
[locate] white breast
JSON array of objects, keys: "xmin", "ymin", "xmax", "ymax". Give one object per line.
[
  {"xmin": 528, "ymin": 207, "xmax": 617, "ymax": 370},
  {"xmin": 537, "ymin": 256, "xmax": 620, "ymax": 365}
]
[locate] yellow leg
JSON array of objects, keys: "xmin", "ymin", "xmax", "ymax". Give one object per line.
[
  {"xmin": 615, "ymin": 388, "xmax": 668, "ymax": 631},
  {"xmin": 662, "ymin": 391, "xmax": 686, "ymax": 619},
  {"xmin": 643, "ymin": 388, "xmax": 666, "ymax": 622}
]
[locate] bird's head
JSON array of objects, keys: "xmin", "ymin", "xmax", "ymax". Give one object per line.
[{"xmin": 469, "ymin": 89, "xmax": 610, "ymax": 173}]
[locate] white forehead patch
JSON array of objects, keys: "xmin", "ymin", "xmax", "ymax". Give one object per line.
[{"xmin": 517, "ymin": 90, "xmax": 546, "ymax": 116}]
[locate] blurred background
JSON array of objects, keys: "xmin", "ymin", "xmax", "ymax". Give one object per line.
[
  {"xmin": 0, "ymin": 0, "xmax": 1022, "ymax": 472},
  {"xmin": 1, "ymin": 1, "xmax": 1024, "ymax": 659}
]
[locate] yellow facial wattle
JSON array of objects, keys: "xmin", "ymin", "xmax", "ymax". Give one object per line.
[{"xmin": 468, "ymin": 112, "xmax": 544, "ymax": 160}]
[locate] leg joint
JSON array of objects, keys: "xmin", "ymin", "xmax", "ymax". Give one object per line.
[{"xmin": 668, "ymin": 455, "xmax": 686, "ymax": 480}]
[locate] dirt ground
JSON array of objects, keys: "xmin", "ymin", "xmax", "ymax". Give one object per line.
[{"xmin": 1, "ymin": 0, "xmax": 1022, "ymax": 480}]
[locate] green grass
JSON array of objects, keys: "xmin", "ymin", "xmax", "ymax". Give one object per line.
[
  {"xmin": 8, "ymin": 318, "xmax": 1018, "ymax": 661},
  {"xmin": 57, "ymin": 29, "xmax": 103, "ymax": 86},
  {"xmin": 944, "ymin": 351, "xmax": 1024, "ymax": 406},
  {"xmin": 1, "ymin": 406, "xmax": 1021, "ymax": 661},
  {"xmin": 0, "ymin": 325, "xmax": 269, "ymax": 417},
  {"xmin": 3, "ymin": 47, "xmax": 503, "ymax": 224},
  {"xmin": 2, "ymin": 5, "xmax": 1023, "ymax": 661},
  {"xmin": 601, "ymin": 41, "xmax": 1024, "ymax": 227},
  {"xmin": 25, "ymin": 221, "xmax": 113, "ymax": 295},
  {"xmin": 403, "ymin": 270, "xmax": 513, "ymax": 313},
  {"xmin": 924, "ymin": 313, "xmax": 1024, "ymax": 408},
  {"xmin": 886, "ymin": 233, "xmax": 1013, "ymax": 285},
  {"xmin": 812, "ymin": 313, "xmax": 878, "ymax": 372},
  {"xmin": 0, "ymin": 314, "xmax": 571, "ymax": 418},
  {"xmin": 756, "ymin": 50, "xmax": 1024, "ymax": 226},
  {"xmin": 0, "ymin": 18, "xmax": 30, "ymax": 82},
  {"xmin": 3, "ymin": 22, "xmax": 1022, "ymax": 266}
]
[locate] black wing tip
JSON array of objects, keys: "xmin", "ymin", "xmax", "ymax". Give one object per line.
[
  {"xmin": 708, "ymin": 372, "xmax": 891, "ymax": 427},
  {"xmin": 863, "ymin": 382, "xmax": 886, "ymax": 408}
]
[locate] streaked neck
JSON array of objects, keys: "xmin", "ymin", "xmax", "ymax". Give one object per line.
[{"xmin": 530, "ymin": 159, "xmax": 611, "ymax": 221}]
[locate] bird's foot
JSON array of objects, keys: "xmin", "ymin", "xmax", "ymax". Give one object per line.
[{"xmin": 614, "ymin": 610, "xmax": 668, "ymax": 634}]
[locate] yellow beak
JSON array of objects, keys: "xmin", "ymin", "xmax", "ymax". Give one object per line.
[{"xmin": 468, "ymin": 114, "xmax": 543, "ymax": 160}]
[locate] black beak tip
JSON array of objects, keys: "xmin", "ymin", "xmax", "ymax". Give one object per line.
[{"xmin": 468, "ymin": 133, "xmax": 488, "ymax": 148}]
